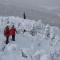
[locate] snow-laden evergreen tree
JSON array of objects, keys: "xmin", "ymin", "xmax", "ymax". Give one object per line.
[{"xmin": 23, "ymin": 12, "xmax": 26, "ymax": 19}]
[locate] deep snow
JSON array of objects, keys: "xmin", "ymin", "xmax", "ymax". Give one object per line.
[{"xmin": 0, "ymin": 16, "xmax": 60, "ymax": 60}]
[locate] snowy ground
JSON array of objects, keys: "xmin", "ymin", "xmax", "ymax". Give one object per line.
[{"xmin": 0, "ymin": 16, "xmax": 60, "ymax": 60}]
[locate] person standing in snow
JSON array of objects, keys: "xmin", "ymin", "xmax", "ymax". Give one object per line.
[
  {"xmin": 4, "ymin": 25, "xmax": 10, "ymax": 44},
  {"xmin": 10, "ymin": 25, "xmax": 16, "ymax": 41}
]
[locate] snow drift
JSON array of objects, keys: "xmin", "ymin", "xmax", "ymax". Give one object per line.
[{"xmin": 0, "ymin": 16, "xmax": 60, "ymax": 60}]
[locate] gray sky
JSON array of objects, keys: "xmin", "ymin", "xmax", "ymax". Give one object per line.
[
  {"xmin": 0, "ymin": 0, "xmax": 60, "ymax": 9},
  {"xmin": 0, "ymin": 0, "xmax": 60, "ymax": 27},
  {"xmin": 0, "ymin": 0, "xmax": 60, "ymax": 13}
]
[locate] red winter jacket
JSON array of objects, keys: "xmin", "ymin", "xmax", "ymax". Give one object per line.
[
  {"xmin": 10, "ymin": 28, "xmax": 16, "ymax": 35},
  {"xmin": 4, "ymin": 28, "xmax": 10, "ymax": 37}
]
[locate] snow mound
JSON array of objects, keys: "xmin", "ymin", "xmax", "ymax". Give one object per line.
[
  {"xmin": 40, "ymin": 54, "xmax": 51, "ymax": 60},
  {"xmin": 0, "ymin": 41, "xmax": 6, "ymax": 51},
  {"xmin": 4, "ymin": 43, "xmax": 17, "ymax": 53},
  {"xmin": 0, "ymin": 16, "xmax": 60, "ymax": 60}
]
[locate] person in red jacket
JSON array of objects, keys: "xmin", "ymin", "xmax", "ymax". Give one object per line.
[
  {"xmin": 10, "ymin": 25, "xmax": 16, "ymax": 41},
  {"xmin": 4, "ymin": 25, "xmax": 10, "ymax": 44}
]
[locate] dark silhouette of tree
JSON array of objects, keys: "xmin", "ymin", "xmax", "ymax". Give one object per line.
[{"xmin": 23, "ymin": 12, "xmax": 26, "ymax": 19}]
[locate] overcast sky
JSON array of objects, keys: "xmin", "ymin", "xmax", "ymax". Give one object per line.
[
  {"xmin": 0, "ymin": 0, "xmax": 60, "ymax": 17},
  {"xmin": 0, "ymin": 0, "xmax": 60, "ymax": 27},
  {"xmin": 0, "ymin": 0, "xmax": 60, "ymax": 10}
]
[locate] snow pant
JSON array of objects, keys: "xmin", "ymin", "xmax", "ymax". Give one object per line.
[
  {"xmin": 12, "ymin": 35, "xmax": 15, "ymax": 41},
  {"xmin": 6, "ymin": 36, "xmax": 9, "ymax": 44}
]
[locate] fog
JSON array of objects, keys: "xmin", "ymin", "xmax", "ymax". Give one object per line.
[{"xmin": 0, "ymin": 0, "xmax": 60, "ymax": 27}]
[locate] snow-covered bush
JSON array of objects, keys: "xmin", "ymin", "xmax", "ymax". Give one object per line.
[
  {"xmin": 44, "ymin": 24, "xmax": 51, "ymax": 38},
  {"xmin": 33, "ymin": 20, "xmax": 45, "ymax": 33}
]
